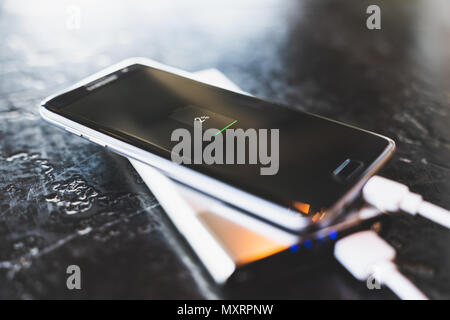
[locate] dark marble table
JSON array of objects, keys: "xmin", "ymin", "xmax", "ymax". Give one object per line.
[{"xmin": 0, "ymin": 0, "xmax": 449, "ymax": 299}]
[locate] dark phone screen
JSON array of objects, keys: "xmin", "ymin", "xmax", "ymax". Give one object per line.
[{"xmin": 46, "ymin": 64, "xmax": 392, "ymax": 218}]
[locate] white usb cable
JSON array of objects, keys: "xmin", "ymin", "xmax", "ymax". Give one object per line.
[
  {"xmin": 334, "ymin": 230, "xmax": 428, "ymax": 300},
  {"xmin": 363, "ymin": 175, "xmax": 450, "ymax": 229},
  {"xmin": 334, "ymin": 175, "xmax": 450, "ymax": 300}
]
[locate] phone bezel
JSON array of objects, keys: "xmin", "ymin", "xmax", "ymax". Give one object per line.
[{"xmin": 39, "ymin": 57, "xmax": 395, "ymax": 232}]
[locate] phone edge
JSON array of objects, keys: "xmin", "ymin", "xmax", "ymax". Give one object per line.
[{"xmin": 39, "ymin": 57, "xmax": 396, "ymax": 233}]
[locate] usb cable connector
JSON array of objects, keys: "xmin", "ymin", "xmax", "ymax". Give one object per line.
[
  {"xmin": 334, "ymin": 230, "xmax": 428, "ymax": 300},
  {"xmin": 363, "ymin": 176, "xmax": 450, "ymax": 229}
]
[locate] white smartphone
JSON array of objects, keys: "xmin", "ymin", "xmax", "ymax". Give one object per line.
[{"xmin": 40, "ymin": 58, "xmax": 395, "ymax": 232}]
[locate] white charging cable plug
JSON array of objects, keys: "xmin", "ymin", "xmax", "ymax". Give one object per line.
[
  {"xmin": 334, "ymin": 175, "xmax": 449, "ymax": 299},
  {"xmin": 363, "ymin": 176, "xmax": 450, "ymax": 229},
  {"xmin": 334, "ymin": 230, "xmax": 428, "ymax": 300}
]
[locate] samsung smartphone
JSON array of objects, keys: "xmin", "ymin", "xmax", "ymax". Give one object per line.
[{"xmin": 40, "ymin": 58, "xmax": 395, "ymax": 232}]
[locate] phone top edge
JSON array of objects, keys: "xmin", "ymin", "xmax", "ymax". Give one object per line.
[{"xmin": 40, "ymin": 57, "xmax": 252, "ymax": 110}]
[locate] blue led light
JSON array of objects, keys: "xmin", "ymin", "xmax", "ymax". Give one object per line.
[
  {"xmin": 329, "ymin": 230, "xmax": 338, "ymax": 240},
  {"xmin": 303, "ymin": 240, "xmax": 313, "ymax": 249},
  {"xmin": 289, "ymin": 244, "xmax": 300, "ymax": 253}
]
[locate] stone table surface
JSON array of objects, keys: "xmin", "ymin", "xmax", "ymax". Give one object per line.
[{"xmin": 0, "ymin": 0, "xmax": 449, "ymax": 299}]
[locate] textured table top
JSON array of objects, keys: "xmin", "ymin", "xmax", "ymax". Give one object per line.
[{"xmin": 0, "ymin": 0, "xmax": 449, "ymax": 299}]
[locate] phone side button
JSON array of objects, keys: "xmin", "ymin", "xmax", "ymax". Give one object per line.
[
  {"xmin": 88, "ymin": 137, "xmax": 107, "ymax": 148},
  {"xmin": 64, "ymin": 126, "xmax": 82, "ymax": 137}
]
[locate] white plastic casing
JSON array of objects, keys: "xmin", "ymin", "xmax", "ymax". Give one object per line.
[{"xmin": 334, "ymin": 230, "xmax": 396, "ymax": 281}]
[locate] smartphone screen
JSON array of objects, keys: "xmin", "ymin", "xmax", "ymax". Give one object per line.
[{"xmin": 44, "ymin": 64, "xmax": 393, "ymax": 219}]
